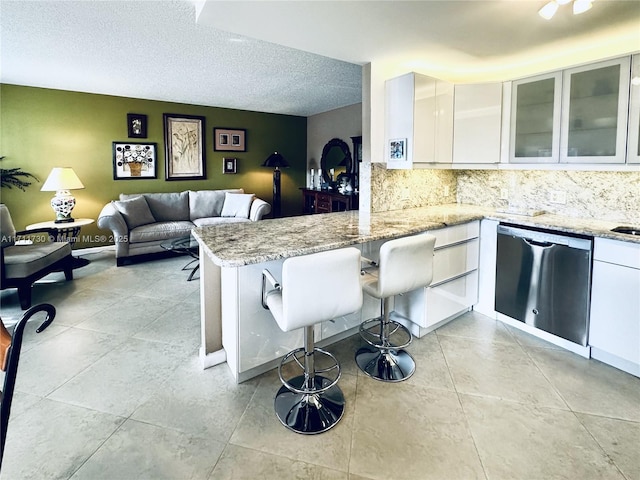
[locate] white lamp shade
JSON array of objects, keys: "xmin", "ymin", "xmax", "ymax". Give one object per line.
[{"xmin": 41, "ymin": 167, "xmax": 85, "ymax": 191}]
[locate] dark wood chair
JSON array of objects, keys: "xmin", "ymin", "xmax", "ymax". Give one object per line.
[
  {"xmin": 0, "ymin": 304, "xmax": 56, "ymax": 470},
  {"xmin": 0, "ymin": 204, "xmax": 73, "ymax": 309}
]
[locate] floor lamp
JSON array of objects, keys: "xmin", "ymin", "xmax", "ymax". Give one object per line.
[{"xmin": 262, "ymin": 152, "xmax": 289, "ymax": 218}]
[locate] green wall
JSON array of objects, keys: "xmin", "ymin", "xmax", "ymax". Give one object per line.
[{"xmin": 0, "ymin": 84, "xmax": 307, "ymax": 248}]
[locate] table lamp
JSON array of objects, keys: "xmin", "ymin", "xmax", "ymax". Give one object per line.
[
  {"xmin": 262, "ymin": 152, "xmax": 289, "ymax": 218},
  {"xmin": 40, "ymin": 167, "xmax": 85, "ymax": 223}
]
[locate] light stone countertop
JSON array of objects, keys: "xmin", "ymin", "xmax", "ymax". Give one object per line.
[{"xmin": 192, "ymin": 204, "xmax": 640, "ymax": 267}]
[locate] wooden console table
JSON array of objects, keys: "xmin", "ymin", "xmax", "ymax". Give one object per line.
[{"xmin": 300, "ymin": 188, "xmax": 358, "ymax": 214}]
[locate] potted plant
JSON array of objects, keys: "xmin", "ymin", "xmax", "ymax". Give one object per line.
[{"xmin": 0, "ymin": 156, "xmax": 38, "ymax": 191}]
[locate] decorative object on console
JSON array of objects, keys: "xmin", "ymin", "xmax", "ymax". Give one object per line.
[
  {"xmin": 320, "ymin": 138, "xmax": 352, "ymax": 189},
  {"xmin": 223, "ymin": 157, "xmax": 237, "ymax": 174},
  {"xmin": 262, "ymin": 151, "xmax": 289, "ymax": 218},
  {"xmin": 214, "ymin": 127, "xmax": 246, "ymax": 152},
  {"xmin": 112, "ymin": 142, "xmax": 157, "ymax": 179},
  {"xmin": 163, "ymin": 114, "xmax": 206, "ymax": 181},
  {"xmin": 40, "ymin": 167, "xmax": 85, "ymax": 223},
  {"xmin": 126, "ymin": 113, "xmax": 147, "ymax": 138}
]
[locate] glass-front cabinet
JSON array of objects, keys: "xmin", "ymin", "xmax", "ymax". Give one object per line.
[
  {"xmin": 627, "ymin": 54, "xmax": 640, "ymax": 164},
  {"xmin": 560, "ymin": 56, "xmax": 630, "ymax": 164},
  {"xmin": 510, "ymin": 72, "xmax": 562, "ymax": 163}
]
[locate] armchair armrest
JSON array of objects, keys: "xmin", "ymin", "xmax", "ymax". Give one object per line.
[
  {"xmin": 14, "ymin": 228, "xmax": 57, "ymax": 244},
  {"xmin": 250, "ymin": 198, "xmax": 271, "ymax": 221}
]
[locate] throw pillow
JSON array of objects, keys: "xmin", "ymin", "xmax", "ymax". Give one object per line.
[
  {"xmin": 113, "ymin": 196, "xmax": 156, "ymax": 229},
  {"xmin": 220, "ymin": 193, "xmax": 255, "ymax": 219}
]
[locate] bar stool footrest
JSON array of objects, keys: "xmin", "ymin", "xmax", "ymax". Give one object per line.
[
  {"xmin": 359, "ymin": 316, "xmax": 412, "ymax": 350},
  {"xmin": 278, "ymin": 347, "xmax": 341, "ymax": 395}
]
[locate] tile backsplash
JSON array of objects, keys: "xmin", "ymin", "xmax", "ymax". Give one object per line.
[{"xmin": 371, "ymin": 164, "xmax": 640, "ymax": 224}]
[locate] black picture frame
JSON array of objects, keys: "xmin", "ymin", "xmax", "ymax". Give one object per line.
[
  {"xmin": 127, "ymin": 113, "xmax": 148, "ymax": 138},
  {"xmin": 163, "ymin": 113, "xmax": 206, "ymax": 181},
  {"xmin": 112, "ymin": 142, "xmax": 157, "ymax": 180},
  {"xmin": 223, "ymin": 157, "xmax": 237, "ymax": 174}
]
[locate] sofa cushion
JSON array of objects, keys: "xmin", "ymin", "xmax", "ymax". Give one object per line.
[
  {"xmin": 128, "ymin": 221, "xmax": 194, "ymax": 244},
  {"xmin": 221, "ymin": 193, "xmax": 255, "ymax": 219},
  {"xmin": 113, "ymin": 197, "xmax": 156, "ymax": 230},
  {"xmin": 193, "ymin": 217, "xmax": 251, "ymax": 227},
  {"xmin": 143, "ymin": 192, "xmax": 189, "ymax": 222},
  {"xmin": 188, "ymin": 189, "xmax": 243, "ymax": 221}
]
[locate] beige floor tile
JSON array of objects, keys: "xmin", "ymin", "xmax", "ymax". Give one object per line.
[
  {"xmin": 210, "ymin": 444, "xmax": 348, "ymax": 480},
  {"xmin": 528, "ymin": 347, "xmax": 640, "ymax": 421},
  {"xmin": 350, "ymin": 380, "xmax": 484, "ymax": 480},
  {"xmin": 461, "ymin": 394, "xmax": 625, "ymax": 480},
  {"xmin": 1, "ymin": 398, "xmax": 124, "ymax": 480},
  {"xmin": 577, "ymin": 413, "xmax": 640, "ymax": 480},
  {"xmin": 404, "ymin": 332, "xmax": 455, "ymax": 391},
  {"xmin": 132, "ymin": 358, "xmax": 259, "ymax": 442},
  {"xmin": 133, "ymin": 298, "xmax": 201, "ymax": 349},
  {"xmin": 230, "ymin": 369, "xmax": 356, "ymax": 473},
  {"xmin": 436, "ymin": 310, "xmax": 517, "ymax": 345},
  {"xmin": 439, "ymin": 334, "xmax": 567, "ymax": 408},
  {"xmin": 48, "ymin": 337, "xmax": 189, "ymax": 417},
  {"xmin": 71, "ymin": 419, "xmax": 224, "ymax": 480}
]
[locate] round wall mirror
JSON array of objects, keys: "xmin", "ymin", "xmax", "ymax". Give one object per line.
[{"xmin": 320, "ymin": 138, "xmax": 352, "ymax": 185}]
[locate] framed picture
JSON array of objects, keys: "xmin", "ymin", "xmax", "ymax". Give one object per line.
[
  {"xmin": 163, "ymin": 114, "xmax": 206, "ymax": 180},
  {"xmin": 127, "ymin": 113, "xmax": 147, "ymax": 138},
  {"xmin": 214, "ymin": 127, "xmax": 246, "ymax": 152},
  {"xmin": 222, "ymin": 157, "xmax": 237, "ymax": 174},
  {"xmin": 388, "ymin": 138, "xmax": 407, "ymax": 162},
  {"xmin": 112, "ymin": 142, "xmax": 157, "ymax": 179}
]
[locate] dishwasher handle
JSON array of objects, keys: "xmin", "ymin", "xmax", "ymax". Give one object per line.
[{"xmin": 522, "ymin": 237, "xmax": 555, "ymax": 249}]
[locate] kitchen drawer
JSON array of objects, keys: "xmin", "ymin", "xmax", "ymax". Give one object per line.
[
  {"xmin": 394, "ymin": 270, "xmax": 478, "ymax": 329},
  {"xmin": 431, "ymin": 221, "xmax": 479, "ymax": 249},
  {"xmin": 593, "ymin": 238, "xmax": 640, "ymax": 269},
  {"xmin": 432, "ymin": 238, "xmax": 479, "ymax": 285}
]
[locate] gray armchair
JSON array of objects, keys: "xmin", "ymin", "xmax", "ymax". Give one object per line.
[{"xmin": 0, "ymin": 204, "xmax": 73, "ymax": 309}]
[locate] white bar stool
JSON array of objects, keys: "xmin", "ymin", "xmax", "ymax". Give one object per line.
[
  {"xmin": 356, "ymin": 234, "xmax": 436, "ymax": 382},
  {"xmin": 262, "ymin": 247, "xmax": 363, "ymax": 434}
]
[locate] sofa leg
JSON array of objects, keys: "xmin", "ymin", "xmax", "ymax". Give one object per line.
[{"xmin": 116, "ymin": 258, "xmax": 125, "ymax": 267}]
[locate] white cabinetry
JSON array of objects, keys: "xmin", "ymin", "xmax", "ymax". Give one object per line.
[
  {"xmin": 385, "ymin": 72, "xmax": 453, "ymax": 168},
  {"xmin": 627, "ymin": 54, "xmax": 640, "ymax": 164},
  {"xmin": 453, "ymin": 83, "xmax": 503, "ymax": 164},
  {"xmin": 394, "ymin": 221, "xmax": 479, "ymax": 337},
  {"xmin": 561, "ymin": 57, "xmax": 630, "ymax": 164},
  {"xmin": 589, "ymin": 238, "xmax": 640, "ymax": 377}
]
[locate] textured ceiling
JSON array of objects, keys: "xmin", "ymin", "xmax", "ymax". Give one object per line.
[
  {"xmin": 1, "ymin": 0, "xmax": 639, "ymax": 117},
  {"xmin": 0, "ymin": 0, "xmax": 362, "ymax": 116}
]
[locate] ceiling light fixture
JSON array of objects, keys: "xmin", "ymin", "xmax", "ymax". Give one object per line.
[{"xmin": 538, "ymin": 0, "xmax": 594, "ymax": 19}]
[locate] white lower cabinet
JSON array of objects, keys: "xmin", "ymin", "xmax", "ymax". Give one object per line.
[
  {"xmin": 589, "ymin": 238, "xmax": 640, "ymax": 377},
  {"xmin": 394, "ymin": 221, "xmax": 480, "ymax": 337}
]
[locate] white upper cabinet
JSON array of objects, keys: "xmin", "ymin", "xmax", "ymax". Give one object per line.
[
  {"xmin": 509, "ymin": 72, "xmax": 562, "ymax": 163},
  {"xmin": 560, "ymin": 56, "xmax": 630, "ymax": 164},
  {"xmin": 385, "ymin": 72, "xmax": 453, "ymax": 168},
  {"xmin": 627, "ymin": 54, "xmax": 640, "ymax": 164},
  {"xmin": 453, "ymin": 83, "xmax": 503, "ymax": 164}
]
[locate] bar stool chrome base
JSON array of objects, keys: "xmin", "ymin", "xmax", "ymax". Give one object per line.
[
  {"xmin": 355, "ymin": 346, "xmax": 415, "ymax": 382},
  {"xmin": 274, "ymin": 375, "xmax": 345, "ymax": 434},
  {"xmin": 356, "ymin": 315, "xmax": 415, "ymax": 382}
]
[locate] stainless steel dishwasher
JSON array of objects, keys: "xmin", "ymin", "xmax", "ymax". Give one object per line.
[{"xmin": 495, "ymin": 224, "xmax": 593, "ymax": 346}]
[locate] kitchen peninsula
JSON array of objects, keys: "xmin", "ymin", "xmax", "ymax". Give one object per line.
[{"xmin": 192, "ymin": 205, "xmax": 640, "ymax": 382}]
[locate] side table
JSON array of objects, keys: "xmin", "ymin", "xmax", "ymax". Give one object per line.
[{"xmin": 26, "ymin": 218, "xmax": 94, "ymax": 268}]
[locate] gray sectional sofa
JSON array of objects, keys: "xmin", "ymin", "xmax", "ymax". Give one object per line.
[{"xmin": 97, "ymin": 189, "xmax": 270, "ymax": 265}]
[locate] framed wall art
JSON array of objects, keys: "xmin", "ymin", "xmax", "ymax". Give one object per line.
[
  {"xmin": 163, "ymin": 113, "xmax": 206, "ymax": 180},
  {"xmin": 112, "ymin": 142, "xmax": 157, "ymax": 179},
  {"xmin": 127, "ymin": 113, "xmax": 148, "ymax": 138},
  {"xmin": 388, "ymin": 138, "xmax": 407, "ymax": 162},
  {"xmin": 222, "ymin": 157, "xmax": 237, "ymax": 174},
  {"xmin": 214, "ymin": 127, "xmax": 246, "ymax": 152}
]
